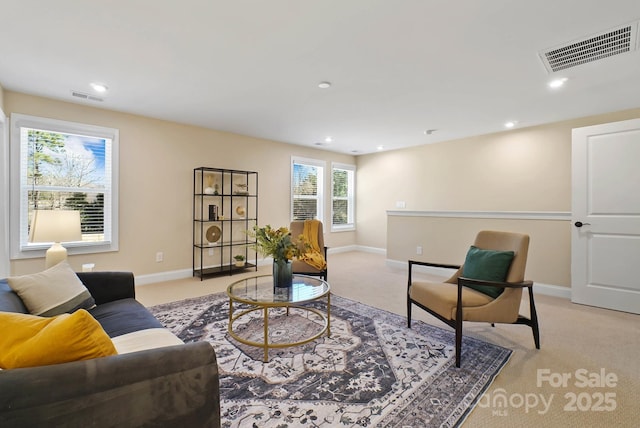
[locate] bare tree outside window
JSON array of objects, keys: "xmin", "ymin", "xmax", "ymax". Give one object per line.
[
  {"xmin": 11, "ymin": 113, "xmax": 119, "ymax": 258},
  {"xmin": 25, "ymin": 129, "xmax": 107, "ymax": 238},
  {"xmin": 27, "ymin": 131, "xmax": 65, "ymax": 209}
]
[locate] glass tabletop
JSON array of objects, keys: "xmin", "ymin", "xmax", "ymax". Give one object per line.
[{"xmin": 227, "ymin": 274, "xmax": 330, "ymax": 305}]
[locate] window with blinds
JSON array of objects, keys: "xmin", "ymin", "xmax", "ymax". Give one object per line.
[
  {"xmin": 11, "ymin": 114, "xmax": 119, "ymax": 257},
  {"xmin": 291, "ymin": 157, "xmax": 324, "ymax": 222},
  {"xmin": 331, "ymin": 163, "xmax": 355, "ymax": 231}
]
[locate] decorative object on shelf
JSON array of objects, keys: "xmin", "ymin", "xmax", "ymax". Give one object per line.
[
  {"xmin": 233, "ymin": 254, "xmax": 245, "ymax": 267},
  {"xmin": 235, "ymin": 205, "xmax": 245, "ymax": 218},
  {"xmin": 208, "ymin": 204, "xmax": 219, "ymax": 221},
  {"xmin": 205, "ymin": 225, "xmax": 221, "ymax": 243},
  {"xmin": 213, "ymin": 183, "xmax": 220, "ymax": 195},
  {"xmin": 204, "ymin": 175, "xmax": 215, "ymax": 194},
  {"xmin": 248, "ymin": 225, "xmax": 300, "ymax": 288},
  {"xmin": 234, "ymin": 183, "xmax": 249, "ymax": 195}
]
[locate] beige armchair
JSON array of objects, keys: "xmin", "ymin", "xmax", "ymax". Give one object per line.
[
  {"xmin": 407, "ymin": 230, "xmax": 540, "ymax": 367},
  {"xmin": 290, "ymin": 220, "xmax": 328, "ymax": 281}
]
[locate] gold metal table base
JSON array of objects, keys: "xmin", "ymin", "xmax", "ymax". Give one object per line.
[{"xmin": 228, "ymin": 293, "xmax": 331, "ymax": 362}]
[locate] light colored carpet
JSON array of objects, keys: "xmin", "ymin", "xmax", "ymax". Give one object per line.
[{"xmin": 136, "ymin": 251, "xmax": 639, "ymax": 427}]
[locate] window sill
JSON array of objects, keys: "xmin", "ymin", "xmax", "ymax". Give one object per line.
[{"xmin": 330, "ymin": 225, "xmax": 355, "ymax": 233}]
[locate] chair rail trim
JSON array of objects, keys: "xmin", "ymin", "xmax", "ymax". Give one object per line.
[{"xmin": 386, "ymin": 210, "xmax": 571, "ymax": 221}]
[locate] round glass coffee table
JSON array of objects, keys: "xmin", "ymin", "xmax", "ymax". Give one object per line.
[{"xmin": 227, "ymin": 274, "xmax": 331, "ymax": 362}]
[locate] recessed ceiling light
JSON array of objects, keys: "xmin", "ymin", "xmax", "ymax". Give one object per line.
[
  {"xmin": 90, "ymin": 82, "xmax": 108, "ymax": 93},
  {"xmin": 325, "ymin": 136, "xmax": 333, "ymax": 143},
  {"xmin": 548, "ymin": 77, "xmax": 568, "ymax": 89},
  {"xmin": 423, "ymin": 129, "xmax": 436, "ymax": 135},
  {"xmin": 318, "ymin": 81, "xmax": 331, "ymax": 89},
  {"xmin": 504, "ymin": 121, "xmax": 517, "ymax": 128},
  {"xmin": 376, "ymin": 145, "xmax": 384, "ymax": 151}
]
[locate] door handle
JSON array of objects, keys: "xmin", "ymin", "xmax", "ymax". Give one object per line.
[{"xmin": 574, "ymin": 221, "xmax": 591, "ymax": 228}]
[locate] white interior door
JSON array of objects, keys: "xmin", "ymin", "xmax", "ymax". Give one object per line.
[{"xmin": 571, "ymin": 118, "xmax": 640, "ymax": 314}]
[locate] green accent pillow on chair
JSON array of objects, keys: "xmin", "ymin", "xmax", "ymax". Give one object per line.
[{"xmin": 462, "ymin": 246, "xmax": 515, "ymax": 298}]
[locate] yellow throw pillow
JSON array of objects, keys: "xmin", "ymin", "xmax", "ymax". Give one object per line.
[{"xmin": 0, "ymin": 309, "xmax": 117, "ymax": 369}]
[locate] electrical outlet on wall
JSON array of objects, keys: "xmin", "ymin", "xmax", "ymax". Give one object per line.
[
  {"xmin": 156, "ymin": 252, "xmax": 164, "ymax": 262},
  {"xmin": 416, "ymin": 246, "xmax": 423, "ymax": 255}
]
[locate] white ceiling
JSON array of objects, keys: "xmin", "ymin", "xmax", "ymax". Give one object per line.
[{"xmin": 2, "ymin": 1, "xmax": 640, "ymax": 155}]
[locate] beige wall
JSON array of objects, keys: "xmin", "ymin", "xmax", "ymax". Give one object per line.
[
  {"xmin": 358, "ymin": 107, "xmax": 640, "ymax": 287},
  {"xmin": 6, "ymin": 91, "xmax": 356, "ymax": 276},
  {"xmin": 387, "ymin": 215, "xmax": 570, "ymax": 286},
  {"xmin": 5, "ymin": 88, "xmax": 640, "ymax": 287}
]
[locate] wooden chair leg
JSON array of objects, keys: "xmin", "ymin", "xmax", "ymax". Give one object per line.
[
  {"xmin": 455, "ymin": 316, "xmax": 462, "ymax": 368},
  {"xmin": 407, "ymin": 262, "xmax": 413, "ymax": 329},
  {"xmin": 528, "ymin": 287, "xmax": 541, "ymax": 349},
  {"xmin": 455, "ymin": 283, "xmax": 463, "ymax": 368}
]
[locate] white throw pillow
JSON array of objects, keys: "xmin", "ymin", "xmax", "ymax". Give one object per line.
[
  {"xmin": 7, "ymin": 261, "xmax": 95, "ymax": 316},
  {"xmin": 111, "ymin": 328, "xmax": 184, "ymax": 354}
]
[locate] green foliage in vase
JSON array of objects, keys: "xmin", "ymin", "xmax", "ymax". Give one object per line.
[{"xmin": 247, "ymin": 225, "xmax": 303, "ymax": 262}]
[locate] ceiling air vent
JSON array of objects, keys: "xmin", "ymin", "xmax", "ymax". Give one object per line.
[
  {"xmin": 71, "ymin": 90, "xmax": 104, "ymax": 102},
  {"xmin": 539, "ymin": 21, "xmax": 639, "ymax": 73}
]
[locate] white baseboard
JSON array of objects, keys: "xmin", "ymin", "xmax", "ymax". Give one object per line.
[
  {"xmin": 135, "ymin": 247, "xmax": 570, "ymax": 299},
  {"xmin": 387, "ymin": 258, "xmax": 571, "ymax": 299},
  {"xmin": 135, "ymin": 261, "xmax": 272, "ymax": 286},
  {"xmin": 386, "ymin": 258, "xmax": 456, "ymax": 276},
  {"xmin": 529, "ymin": 283, "xmax": 571, "ymax": 299},
  {"xmin": 348, "ymin": 245, "xmax": 386, "ymax": 255},
  {"xmin": 135, "ymin": 245, "xmax": 381, "ymax": 286},
  {"xmin": 136, "ymin": 268, "xmax": 193, "ymax": 286}
]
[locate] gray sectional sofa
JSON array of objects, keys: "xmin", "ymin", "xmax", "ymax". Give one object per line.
[{"xmin": 0, "ymin": 271, "xmax": 221, "ymax": 427}]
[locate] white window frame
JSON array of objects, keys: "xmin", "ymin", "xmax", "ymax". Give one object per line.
[
  {"xmin": 291, "ymin": 156, "xmax": 325, "ymax": 223},
  {"xmin": 331, "ymin": 162, "xmax": 356, "ymax": 232},
  {"xmin": 0, "ymin": 109, "xmax": 9, "ymax": 277},
  {"xmin": 10, "ymin": 113, "xmax": 119, "ymax": 260}
]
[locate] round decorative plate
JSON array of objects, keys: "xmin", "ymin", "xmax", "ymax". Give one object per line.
[
  {"xmin": 206, "ymin": 225, "xmax": 221, "ymax": 243},
  {"xmin": 235, "ymin": 205, "xmax": 246, "ymax": 217}
]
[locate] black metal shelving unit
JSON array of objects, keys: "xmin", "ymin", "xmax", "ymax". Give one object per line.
[{"xmin": 193, "ymin": 167, "xmax": 258, "ymax": 280}]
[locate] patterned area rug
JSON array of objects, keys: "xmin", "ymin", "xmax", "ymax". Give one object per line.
[{"xmin": 149, "ymin": 293, "xmax": 511, "ymax": 427}]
